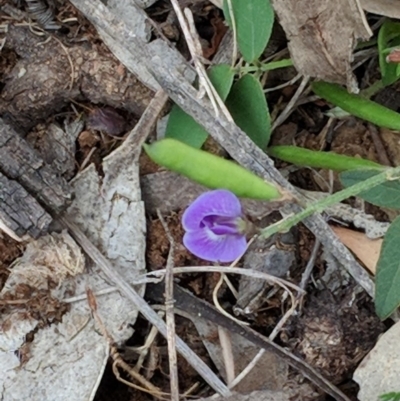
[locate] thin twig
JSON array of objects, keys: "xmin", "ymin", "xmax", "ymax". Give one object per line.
[
  {"xmin": 212, "ymin": 272, "xmax": 250, "ymax": 326},
  {"xmin": 157, "ymin": 211, "xmax": 179, "ymax": 401},
  {"xmin": 368, "ymin": 123, "xmax": 391, "ymax": 166},
  {"xmin": 218, "ymin": 327, "xmax": 235, "ymax": 385},
  {"xmin": 149, "ymin": 266, "xmax": 304, "ymax": 295},
  {"xmin": 132, "ymin": 311, "xmax": 164, "ymax": 372},
  {"xmin": 272, "ymin": 75, "xmax": 310, "ymax": 131},
  {"xmin": 300, "ymin": 239, "xmax": 321, "ymax": 291},
  {"xmin": 264, "ymin": 73, "xmax": 302, "ymax": 93}
]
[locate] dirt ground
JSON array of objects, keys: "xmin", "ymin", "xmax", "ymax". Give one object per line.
[{"xmin": 0, "ymin": 1, "xmax": 396, "ymax": 400}]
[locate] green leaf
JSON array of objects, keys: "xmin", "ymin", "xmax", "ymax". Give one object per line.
[
  {"xmin": 378, "ymin": 21, "xmax": 400, "ymax": 86},
  {"xmin": 340, "ymin": 168, "xmax": 400, "ymax": 209},
  {"xmin": 380, "ymin": 393, "xmax": 400, "ymax": 401},
  {"xmin": 268, "ymin": 146, "xmax": 382, "ymax": 171},
  {"xmin": 375, "ymin": 216, "xmax": 400, "ymax": 319},
  {"xmin": 312, "ymin": 81, "xmax": 400, "ymax": 131},
  {"xmin": 223, "ymin": 0, "xmax": 274, "ymax": 63},
  {"xmin": 226, "ymin": 74, "xmax": 271, "ymax": 149},
  {"xmin": 165, "ymin": 64, "xmax": 235, "ymax": 148}
]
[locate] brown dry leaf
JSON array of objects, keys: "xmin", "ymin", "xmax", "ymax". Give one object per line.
[
  {"xmin": 271, "ymin": 0, "xmax": 372, "ymax": 90},
  {"xmin": 330, "ymin": 225, "xmax": 382, "ymax": 274}
]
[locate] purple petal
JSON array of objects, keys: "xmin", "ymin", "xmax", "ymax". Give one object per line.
[
  {"xmin": 183, "ymin": 229, "xmax": 247, "ymax": 263},
  {"xmin": 182, "ymin": 190, "xmax": 242, "ymax": 231}
]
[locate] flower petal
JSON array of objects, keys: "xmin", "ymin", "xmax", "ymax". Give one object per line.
[
  {"xmin": 183, "ymin": 229, "xmax": 247, "ymax": 262},
  {"xmin": 182, "ymin": 189, "xmax": 242, "ymax": 231}
]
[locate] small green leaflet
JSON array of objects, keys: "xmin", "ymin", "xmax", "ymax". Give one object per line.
[
  {"xmin": 375, "ymin": 216, "xmax": 400, "ymax": 319},
  {"xmin": 223, "ymin": 0, "xmax": 274, "ymax": 63},
  {"xmin": 226, "ymin": 74, "xmax": 271, "ymax": 149},
  {"xmin": 340, "ymin": 169, "xmax": 400, "ymax": 209},
  {"xmin": 380, "ymin": 393, "xmax": 400, "ymax": 401},
  {"xmin": 378, "ymin": 21, "xmax": 400, "ymax": 86},
  {"xmin": 165, "ymin": 64, "xmax": 234, "ymax": 148}
]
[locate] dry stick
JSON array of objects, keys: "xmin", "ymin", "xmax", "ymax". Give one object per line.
[
  {"xmin": 150, "ymin": 266, "xmax": 304, "ymax": 295},
  {"xmin": 133, "ymin": 310, "xmax": 165, "ymax": 372},
  {"xmin": 157, "ymin": 211, "xmax": 180, "ymax": 401},
  {"xmin": 272, "ymin": 75, "xmax": 310, "ymax": 131},
  {"xmin": 218, "ymin": 327, "xmax": 235, "ymax": 385},
  {"xmin": 368, "ymin": 123, "xmax": 392, "ymax": 167},
  {"xmin": 85, "ymin": 288, "xmax": 168, "ymax": 399},
  {"xmin": 300, "ymin": 239, "xmax": 321, "ymax": 291},
  {"xmin": 70, "ymin": 0, "xmax": 374, "ymax": 308}
]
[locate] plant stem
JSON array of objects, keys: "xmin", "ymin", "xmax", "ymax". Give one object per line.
[
  {"xmin": 239, "ymin": 59, "xmax": 293, "ymax": 74},
  {"xmin": 260, "ymin": 166, "xmax": 399, "ymax": 239}
]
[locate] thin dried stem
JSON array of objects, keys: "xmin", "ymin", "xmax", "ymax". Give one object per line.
[
  {"xmin": 157, "ymin": 211, "xmax": 180, "ymax": 401},
  {"xmin": 150, "ymin": 266, "xmax": 303, "ymax": 296},
  {"xmin": 218, "ymin": 327, "xmax": 235, "ymax": 385},
  {"xmin": 169, "ymin": 0, "xmax": 232, "ymax": 121},
  {"xmin": 272, "ymin": 75, "xmax": 310, "ymax": 130}
]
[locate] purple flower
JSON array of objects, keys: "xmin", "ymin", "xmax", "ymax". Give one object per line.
[{"xmin": 182, "ymin": 189, "xmax": 248, "ymax": 262}]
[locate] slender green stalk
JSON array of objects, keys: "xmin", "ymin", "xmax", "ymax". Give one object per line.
[
  {"xmin": 260, "ymin": 166, "xmax": 400, "ymax": 239},
  {"xmin": 239, "ymin": 59, "xmax": 293, "ymax": 74}
]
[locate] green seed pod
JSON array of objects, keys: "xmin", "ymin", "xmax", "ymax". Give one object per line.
[
  {"xmin": 268, "ymin": 145, "xmax": 383, "ymax": 172},
  {"xmin": 143, "ymin": 138, "xmax": 282, "ymax": 200},
  {"xmin": 312, "ymin": 81, "xmax": 400, "ymax": 131}
]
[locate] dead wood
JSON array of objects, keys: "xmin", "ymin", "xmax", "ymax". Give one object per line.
[
  {"xmin": 0, "ymin": 118, "xmax": 71, "ymax": 215},
  {"xmin": 0, "ymin": 172, "xmax": 51, "ymax": 239}
]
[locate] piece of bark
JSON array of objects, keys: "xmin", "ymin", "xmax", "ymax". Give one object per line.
[
  {"xmin": 271, "ymin": 0, "xmax": 372, "ymax": 90},
  {"xmin": 0, "ymin": 172, "xmax": 51, "ymax": 238},
  {"xmin": 0, "ymin": 118, "xmax": 71, "ymax": 214}
]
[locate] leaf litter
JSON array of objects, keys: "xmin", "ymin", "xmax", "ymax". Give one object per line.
[{"xmin": 0, "ymin": 0, "xmax": 399, "ymax": 400}]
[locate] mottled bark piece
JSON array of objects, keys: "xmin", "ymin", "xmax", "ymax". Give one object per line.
[
  {"xmin": 0, "ymin": 118, "xmax": 72, "ymax": 214},
  {"xmin": 271, "ymin": 0, "xmax": 372, "ymax": 90},
  {"xmin": 0, "ymin": 25, "xmax": 153, "ymax": 130},
  {"xmin": 0, "ymin": 172, "xmax": 51, "ymax": 238}
]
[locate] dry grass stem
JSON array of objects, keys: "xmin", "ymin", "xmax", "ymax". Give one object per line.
[
  {"xmin": 218, "ymin": 327, "xmax": 235, "ymax": 385},
  {"xmin": 132, "ymin": 311, "xmax": 165, "ymax": 372},
  {"xmin": 170, "ymin": 0, "xmax": 232, "ymax": 121},
  {"xmin": 272, "ymin": 75, "xmax": 310, "ymax": 130},
  {"xmin": 149, "ymin": 266, "xmax": 304, "ymax": 295},
  {"xmin": 157, "ymin": 210, "xmax": 180, "ymax": 401}
]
